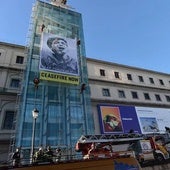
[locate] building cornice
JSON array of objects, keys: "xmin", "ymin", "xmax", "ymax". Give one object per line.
[
  {"xmin": 91, "ymin": 99, "xmax": 170, "ymax": 108},
  {"xmin": 87, "ymin": 57, "xmax": 170, "ymax": 76},
  {"xmin": 0, "ymin": 41, "xmax": 25, "ymax": 49},
  {"xmin": 88, "ymin": 78, "xmax": 170, "ymax": 92}
]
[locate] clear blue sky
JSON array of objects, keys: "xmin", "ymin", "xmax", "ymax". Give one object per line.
[{"xmin": 0, "ymin": 0, "xmax": 170, "ymax": 73}]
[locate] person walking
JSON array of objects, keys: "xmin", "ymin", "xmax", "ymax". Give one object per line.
[
  {"xmin": 12, "ymin": 148, "xmax": 21, "ymax": 167},
  {"xmin": 56, "ymin": 148, "xmax": 62, "ymax": 163},
  {"xmin": 44, "ymin": 146, "xmax": 54, "ymax": 163}
]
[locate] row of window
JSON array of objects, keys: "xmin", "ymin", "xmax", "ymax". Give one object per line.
[
  {"xmin": 2, "ymin": 91, "xmax": 170, "ymax": 131},
  {"xmin": 100, "ymin": 69, "xmax": 167, "ymax": 86},
  {"xmin": 8, "ymin": 56, "xmax": 24, "ymax": 89},
  {"xmin": 102, "ymin": 88, "xmax": 170, "ymax": 102}
]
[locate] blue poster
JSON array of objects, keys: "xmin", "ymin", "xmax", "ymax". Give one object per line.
[
  {"xmin": 119, "ymin": 105, "xmax": 141, "ymax": 134},
  {"xmin": 97, "ymin": 104, "xmax": 141, "ymax": 134}
]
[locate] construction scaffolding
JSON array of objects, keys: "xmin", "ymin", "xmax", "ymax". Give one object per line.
[{"xmin": 9, "ymin": 0, "xmax": 94, "ymax": 164}]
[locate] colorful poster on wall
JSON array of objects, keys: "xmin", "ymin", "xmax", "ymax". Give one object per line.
[
  {"xmin": 119, "ymin": 105, "xmax": 141, "ymax": 134},
  {"xmin": 135, "ymin": 107, "xmax": 170, "ymax": 134},
  {"xmin": 39, "ymin": 32, "xmax": 79, "ymax": 76},
  {"xmin": 139, "ymin": 117, "xmax": 159, "ymax": 133},
  {"xmin": 98, "ymin": 105, "xmax": 123, "ymax": 133},
  {"xmin": 97, "ymin": 105, "xmax": 141, "ymax": 134},
  {"xmin": 98, "ymin": 105, "xmax": 170, "ymax": 134}
]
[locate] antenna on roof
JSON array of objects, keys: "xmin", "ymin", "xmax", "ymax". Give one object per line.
[{"xmin": 49, "ymin": 0, "xmax": 74, "ymax": 9}]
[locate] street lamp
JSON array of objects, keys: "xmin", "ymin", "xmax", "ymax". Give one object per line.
[{"xmin": 30, "ymin": 108, "xmax": 39, "ymax": 164}]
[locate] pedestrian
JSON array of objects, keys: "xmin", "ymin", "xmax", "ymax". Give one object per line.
[
  {"xmin": 34, "ymin": 147, "xmax": 44, "ymax": 163},
  {"xmin": 56, "ymin": 148, "xmax": 62, "ymax": 163},
  {"xmin": 44, "ymin": 146, "xmax": 54, "ymax": 163},
  {"xmin": 12, "ymin": 148, "xmax": 21, "ymax": 167}
]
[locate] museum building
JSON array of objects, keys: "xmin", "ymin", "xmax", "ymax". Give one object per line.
[{"xmin": 0, "ymin": 0, "xmax": 170, "ymax": 163}]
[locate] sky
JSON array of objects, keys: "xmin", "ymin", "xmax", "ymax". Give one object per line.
[{"xmin": 0, "ymin": 0, "xmax": 170, "ymax": 73}]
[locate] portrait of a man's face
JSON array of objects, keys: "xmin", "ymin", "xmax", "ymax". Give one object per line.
[
  {"xmin": 99, "ymin": 106, "xmax": 123, "ymax": 133},
  {"xmin": 39, "ymin": 33, "xmax": 79, "ymax": 76},
  {"xmin": 48, "ymin": 37, "xmax": 68, "ymax": 55}
]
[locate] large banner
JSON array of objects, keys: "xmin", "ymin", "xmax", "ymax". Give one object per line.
[
  {"xmin": 97, "ymin": 105, "xmax": 141, "ymax": 134},
  {"xmin": 98, "ymin": 104, "xmax": 170, "ymax": 134},
  {"xmin": 40, "ymin": 71, "xmax": 79, "ymax": 85},
  {"xmin": 135, "ymin": 107, "xmax": 170, "ymax": 134},
  {"xmin": 39, "ymin": 33, "xmax": 79, "ymax": 76}
]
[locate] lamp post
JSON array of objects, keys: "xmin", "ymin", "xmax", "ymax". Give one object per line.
[{"xmin": 30, "ymin": 108, "xmax": 39, "ymax": 164}]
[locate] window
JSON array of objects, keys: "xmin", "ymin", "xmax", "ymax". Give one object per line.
[
  {"xmin": 34, "ymin": 35, "xmax": 41, "ymax": 44},
  {"xmin": 33, "ymin": 46, "xmax": 40, "ymax": 55},
  {"xmin": 159, "ymin": 79, "xmax": 164, "ymax": 85},
  {"xmin": 138, "ymin": 76, "xmax": 144, "ymax": 82},
  {"xmin": 16, "ymin": 56, "xmax": 24, "ymax": 64},
  {"xmin": 144, "ymin": 93, "xmax": 150, "ymax": 100},
  {"xmin": 165, "ymin": 95, "xmax": 170, "ymax": 102},
  {"xmin": 102, "ymin": 88, "xmax": 110, "ymax": 97},
  {"xmin": 48, "ymin": 86, "xmax": 59, "ymax": 100},
  {"xmin": 114, "ymin": 71, "xmax": 120, "ymax": 79},
  {"xmin": 118, "ymin": 90, "xmax": 126, "ymax": 98},
  {"xmin": 131, "ymin": 91, "xmax": 138, "ymax": 99},
  {"xmin": 155, "ymin": 94, "xmax": 161, "ymax": 101},
  {"xmin": 2, "ymin": 111, "xmax": 14, "ymax": 130},
  {"xmin": 127, "ymin": 74, "xmax": 132, "ymax": 80},
  {"xmin": 10, "ymin": 79, "xmax": 20, "ymax": 88},
  {"xmin": 100, "ymin": 69, "xmax": 105, "ymax": 76},
  {"xmin": 149, "ymin": 77, "xmax": 154, "ymax": 84}
]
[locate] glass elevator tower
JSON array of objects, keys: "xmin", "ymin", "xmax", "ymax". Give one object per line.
[{"xmin": 14, "ymin": 0, "xmax": 94, "ymax": 160}]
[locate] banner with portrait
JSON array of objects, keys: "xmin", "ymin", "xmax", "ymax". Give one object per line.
[
  {"xmin": 98, "ymin": 105, "xmax": 124, "ymax": 134},
  {"xmin": 97, "ymin": 104, "xmax": 141, "ymax": 134},
  {"xmin": 39, "ymin": 33, "xmax": 79, "ymax": 76},
  {"xmin": 98, "ymin": 104, "xmax": 170, "ymax": 134}
]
